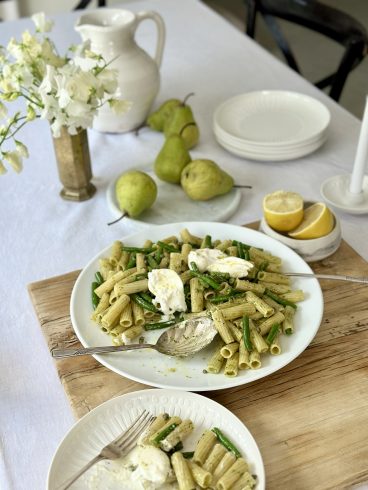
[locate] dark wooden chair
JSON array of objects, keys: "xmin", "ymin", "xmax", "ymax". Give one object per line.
[
  {"xmin": 244, "ymin": 0, "xmax": 368, "ymax": 101},
  {"xmin": 74, "ymin": 0, "xmax": 106, "ymax": 10}
]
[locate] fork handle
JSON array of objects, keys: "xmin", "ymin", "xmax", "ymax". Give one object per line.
[
  {"xmin": 284, "ymin": 272, "xmax": 368, "ymax": 284},
  {"xmin": 57, "ymin": 454, "xmax": 104, "ymax": 490},
  {"xmin": 52, "ymin": 343, "xmax": 155, "ymax": 358}
]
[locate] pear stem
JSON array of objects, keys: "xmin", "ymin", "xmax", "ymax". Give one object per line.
[
  {"xmin": 182, "ymin": 92, "xmax": 195, "ymax": 106},
  {"xmin": 179, "ymin": 122, "xmax": 197, "ymax": 136},
  {"xmin": 233, "ymin": 185, "xmax": 252, "ymax": 189},
  {"xmin": 107, "ymin": 212, "xmax": 128, "ymax": 226}
]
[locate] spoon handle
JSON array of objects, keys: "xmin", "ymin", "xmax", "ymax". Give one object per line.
[
  {"xmin": 52, "ymin": 343, "xmax": 154, "ymax": 359},
  {"xmin": 284, "ymin": 272, "xmax": 368, "ymax": 284}
]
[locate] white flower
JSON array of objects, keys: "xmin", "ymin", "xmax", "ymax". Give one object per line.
[
  {"xmin": 0, "ymin": 13, "xmax": 121, "ymax": 174},
  {"xmin": 31, "ymin": 12, "xmax": 54, "ymax": 33},
  {"xmin": 41, "ymin": 39, "xmax": 66, "ymax": 68},
  {"xmin": 96, "ymin": 68, "xmax": 118, "ymax": 94},
  {"xmin": 39, "ymin": 65, "xmax": 56, "ymax": 94},
  {"xmin": 109, "ymin": 99, "xmax": 132, "ymax": 115},
  {"xmin": 4, "ymin": 151, "xmax": 23, "ymax": 173},
  {"xmin": 0, "ymin": 102, "xmax": 8, "ymax": 119},
  {"xmin": 15, "ymin": 140, "xmax": 29, "ymax": 158},
  {"xmin": 26, "ymin": 105, "xmax": 36, "ymax": 121}
]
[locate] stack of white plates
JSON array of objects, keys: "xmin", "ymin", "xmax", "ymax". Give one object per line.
[{"xmin": 213, "ymin": 91, "xmax": 331, "ymax": 162}]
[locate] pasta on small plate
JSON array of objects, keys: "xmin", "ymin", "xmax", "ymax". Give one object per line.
[{"xmin": 47, "ymin": 389, "xmax": 265, "ymax": 490}]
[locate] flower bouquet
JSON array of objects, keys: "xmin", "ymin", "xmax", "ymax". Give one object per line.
[{"xmin": 0, "ymin": 13, "xmax": 129, "ymax": 198}]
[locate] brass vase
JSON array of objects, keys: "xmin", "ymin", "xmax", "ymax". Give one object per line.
[{"xmin": 52, "ymin": 127, "xmax": 96, "ymax": 201}]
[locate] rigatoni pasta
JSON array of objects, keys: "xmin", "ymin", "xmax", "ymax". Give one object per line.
[{"xmin": 89, "ymin": 229, "xmax": 305, "ymax": 379}]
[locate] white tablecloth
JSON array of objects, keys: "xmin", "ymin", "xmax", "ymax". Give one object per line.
[{"xmin": 0, "ymin": 1, "xmax": 367, "ymax": 489}]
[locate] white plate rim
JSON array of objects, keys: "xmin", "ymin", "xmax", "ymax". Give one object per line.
[
  {"xmin": 213, "ymin": 90, "xmax": 330, "ymax": 146},
  {"xmin": 47, "ymin": 389, "xmax": 266, "ymax": 490},
  {"xmin": 213, "ymin": 123, "xmax": 328, "ymax": 151},
  {"xmin": 70, "ymin": 221, "xmax": 324, "ymax": 391},
  {"xmin": 215, "ymin": 134, "xmax": 325, "ymax": 162}
]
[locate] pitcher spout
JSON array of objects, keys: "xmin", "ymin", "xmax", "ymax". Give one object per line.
[{"xmin": 75, "ymin": 9, "xmax": 135, "ymax": 40}]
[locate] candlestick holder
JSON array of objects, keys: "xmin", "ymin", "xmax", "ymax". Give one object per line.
[{"xmin": 320, "ymin": 174, "xmax": 368, "ymax": 214}]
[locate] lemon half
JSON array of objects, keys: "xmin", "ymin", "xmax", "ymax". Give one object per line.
[
  {"xmin": 288, "ymin": 202, "xmax": 334, "ymax": 239},
  {"xmin": 263, "ymin": 190, "xmax": 304, "ymax": 232}
]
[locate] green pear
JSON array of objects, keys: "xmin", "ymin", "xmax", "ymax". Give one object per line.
[
  {"xmin": 164, "ymin": 103, "xmax": 199, "ymax": 149},
  {"xmin": 147, "ymin": 98, "xmax": 182, "ymax": 131},
  {"xmin": 154, "ymin": 125, "xmax": 192, "ymax": 184},
  {"xmin": 180, "ymin": 159, "xmax": 234, "ymax": 201},
  {"xmin": 109, "ymin": 171, "xmax": 157, "ymax": 225}
]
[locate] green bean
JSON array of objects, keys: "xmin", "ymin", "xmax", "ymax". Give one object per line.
[
  {"xmin": 192, "ymin": 271, "xmax": 221, "ymax": 290},
  {"xmin": 140, "ymin": 292, "xmax": 153, "ymax": 303},
  {"xmin": 212, "ymin": 427, "xmax": 241, "ymax": 458},
  {"xmin": 126, "ymin": 253, "xmax": 136, "ymax": 269},
  {"xmin": 201, "ymin": 234, "xmax": 212, "ymax": 248},
  {"xmin": 131, "ymin": 293, "xmax": 158, "ymax": 313},
  {"xmin": 147, "ymin": 255, "xmax": 159, "ymax": 269},
  {"xmin": 121, "ymin": 246, "xmax": 154, "ymax": 253},
  {"xmin": 232, "ymin": 240, "xmax": 250, "ymax": 250},
  {"xmin": 182, "ymin": 451, "xmax": 194, "ymax": 459},
  {"xmin": 157, "ymin": 241, "xmax": 179, "ymax": 253},
  {"xmin": 95, "ymin": 271, "xmax": 103, "ymax": 285},
  {"xmin": 91, "ymin": 282, "xmax": 99, "ymax": 309},
  {"xmin": 144, "ymin": 319, "xmax": 176, "ymax": 331},
  {"xmin": 266, "ymin": 323, "xmax": 280, "ymax": 344},
  {"xmin": 190, "ymin": 262, "xmax": 221, "ymax": 290},
  {"xmin": 210, "ymin": 291, "xmax": 245, "ymax": 304},
  {"xmin": 154, "ymin": 248, "xmax": 163, "ymax": 263},
  {"xmin": 242, "ymin": 246, "xmax": 250, "ymax": 260},
  {"xmin": 152, "ymin": 423, "xmax": 178, "ymax": 445},
  {"xmin": 209, "ymin": 271, "xmax": 230, "ymax": 282},
  {"xmin": 167, "ymin": 441, "xmax": 184, "ymax": 456},
  {"xmin": 265, "ymin": 290, "xmax": 297, "ymax": 309},
  {"xmin": 242, "ymin": 315, "xmax": 253, "ymax": 352},
  {"xmin": 237, "ymin": 241, "xmax": 245, "ymax": 259}
]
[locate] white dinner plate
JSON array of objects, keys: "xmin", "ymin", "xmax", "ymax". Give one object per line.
[
  {"xmin": 47, "ymin": 389, "xmax": 266, "ymax": 489},
  {"xmin": 214, "ymin": 91, "xmax": 330, "ymax": 146},
  {"xmin": 215, "ymin": 131, "xmax": 326, "ymax": 162},
  {"xmin": 70, "ymin": 222, "xmax": 324, "ymax": 391},
  {"xmin": 106, "ymin": 167, "xmax": 241, "ymax": 229},
  {"xmin": 213, "ymin": 120, "xmax": 328, "ymax": 151}
]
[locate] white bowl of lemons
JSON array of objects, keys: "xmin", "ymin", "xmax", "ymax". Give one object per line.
[{"xmin": 259, "ymin": 191, "xmax": 341, "ymax": 262}]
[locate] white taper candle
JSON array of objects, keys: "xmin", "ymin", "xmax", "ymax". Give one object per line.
[{"xmin": 349, "ymin": 95, "xmax": 368, "ymax": 194}]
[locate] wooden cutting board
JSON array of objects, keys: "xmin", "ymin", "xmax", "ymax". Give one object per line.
[{"xmin": 28, "ymin": 223, "xmax": 368, "ymax": 490}]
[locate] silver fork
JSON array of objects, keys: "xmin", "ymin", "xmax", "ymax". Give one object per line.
[{"xmin": 58, "ymin": 409, "xmax": 155, "ymax": 490}]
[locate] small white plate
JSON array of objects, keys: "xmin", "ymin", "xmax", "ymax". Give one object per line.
[
  {"xmin": 47, "ymin": 389, "xmax": 266, "ymax": 490},
  {"xmin": 214, "ymin": 91, "xmax": 330, "ymax": 146},
  {"xmin": 320, "ymin": 174, "xmax": 368, "ymax": 215},
  {"xmin": 106, "ymin": 168, "xmax": 241, "ymax": 228},
  {"xmin": 70, "ymin": 222, "xmax": 324, "ymax": 391}
]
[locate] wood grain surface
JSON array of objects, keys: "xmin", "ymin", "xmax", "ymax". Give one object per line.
[{"xmin": 28, "ymin": 224, "xmax": 368, "ymax": 490}]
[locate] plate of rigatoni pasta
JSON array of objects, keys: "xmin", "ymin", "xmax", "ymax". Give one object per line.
[
  {"xmin": 70, "ymin": 222, "xmax": 323, "ymax": 391},
  {"xmin": 48, "ymin": 389, "xmax": 265, "ymax": 489}
]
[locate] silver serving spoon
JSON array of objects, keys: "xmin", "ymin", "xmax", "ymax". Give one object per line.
[
  {"xmin": 284, "ymin": 272, "xmax": 368, "ymax": 284},
  {"xmin": 52, "ymin": 317, "xmax": 218, "ymax": 359}
]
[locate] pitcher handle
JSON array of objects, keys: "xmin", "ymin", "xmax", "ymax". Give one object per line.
[{"xmin": 135, "ymin": 11, "xmax": 166, "ymax": 67}]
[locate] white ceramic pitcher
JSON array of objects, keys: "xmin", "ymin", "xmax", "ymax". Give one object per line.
[{"xmin": 75, "ymin": 9, "xmax": 165, "ymax": 133}]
